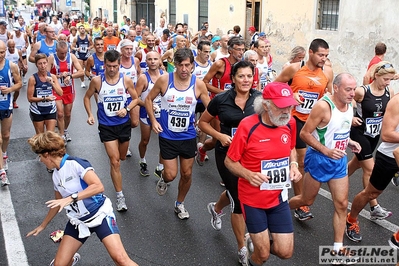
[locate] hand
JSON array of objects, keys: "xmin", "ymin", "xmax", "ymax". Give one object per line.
[
  {"xmin": 0, "ymin": 86, "xmax": 10, "ymax": 95},
  {"xmin": 218, "ymin": 134, "xmax": 232, "ymax": 147},
  {"xmin": 325, "ymin": 148, "xmax": 347, "ymax": 160},
  {"xmin": 64, "ymin": 75, "xmax": 71, "ymax": 86},
  {"xmin": 87, "ymin": 116, "xmax": 95, "ymax": 125},
  {"xmin": 26, "ymin": 225, "xmax": 45, "ymax": 237},
  {"xmin": 293, "ymin": 92, "xmax": 304, "ymax": 104},
  {"xmin": 348, "ymin": 140, "xmax": 362, "ymax": 154},
  {"xmin": 290, "ymin": 165, "xmax": 302, "ymax": 183},
  {"xmin": 116, "ymin": 108, "xmax": 128, "ymax": 117},
  {"xmin": 151, "ymin": 120, "xmax": 163, "ymax": 134},
  {"xmin": 47, "ymin": 95, "xmax": 56, "ymax": 101},
  {"xmin": 46, "ymin": 76, "xmax": 53, "ymax": 84},
  {"xmin": 45, "ymin": 197, "xmax": 71, "ymax": 213},
  {"xmin": 352, "ymin": 117, "xmax": 362, "ymax": 127},
  {"xmin": 247, "ymin": 172, "xmax": 270, "ymax": 187}
]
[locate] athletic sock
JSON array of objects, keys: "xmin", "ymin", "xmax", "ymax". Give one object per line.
[
  {"xmin": 116, "ymin": 191, "xmax": 124, "ymax": 198},
  {"xmin": 140, "ymin": 158, "xmax": 146, "ymax": 163},
  {"xmin": 333, "ymin": 242, "xmax": 343, "ymax": 252},
  {"xmin": 347, "ymin": 214, "xmax": 357, "ymax": 224},
  {"xmin": 157, "ymin": 163, "xmax": 164, "ymax": 171}
]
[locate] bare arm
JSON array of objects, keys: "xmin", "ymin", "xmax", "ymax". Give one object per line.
[
  {"xmin": 84, "ymin": 76, "xmax": 100, "ymax": 125},
  {"xmin": 85, "ymin": 56, "xmax": 94, "ymax": 79},
  {"xmin": 145, "ymin": 75, "xmax": 167, "ymax": 133},
  {"xmin": 26, "ymin": 191, "xmax": 62, "ymax": 237},
  {"xmin": 203, "ymin": 60, "xmax": 224, "ymax": 94},
  {"xmin": 135, "ymin": 74, "xmax": 148, "ymax": 107},
  {"xmin": 381, "ymin": 95, "xmax": 399, "ymax": 143},
  {"xmin": 70, "ymin": 54, "xmax": 84, "ymax": 79},
  {"xmin": 28, "ymin": 42, "xmax": 40, "ymax": 63}
]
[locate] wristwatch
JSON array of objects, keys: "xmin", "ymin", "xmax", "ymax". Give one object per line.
[
  {"xmin": 71, "ymin": 193, "xmax": 78, "ymax": 203},
  {"xmin": 126, "ymin": 106, "xmax": 131, "ymax": 112}
]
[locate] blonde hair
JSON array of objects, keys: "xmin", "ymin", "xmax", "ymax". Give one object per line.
[{"xmin": 373, "ymin": 61, "xmax": 396, "ymax": 79}]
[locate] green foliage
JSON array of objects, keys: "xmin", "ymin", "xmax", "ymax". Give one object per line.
[{"xmin": 26, "ymin": 0, "xmax": 33, "ymax": 6}]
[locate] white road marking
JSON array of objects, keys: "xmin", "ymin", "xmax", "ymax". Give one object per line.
[
  {"xmin": 319, "ymin": 188, "xmax": 399, "ymax": 233},
  {"xmin": 0, "ymin": 187, "xmax": 29, "ymax": 266}
]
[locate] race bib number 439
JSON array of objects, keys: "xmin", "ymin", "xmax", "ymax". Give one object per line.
[{"xmin": 260, "ymin": 157, "xmax": 291, "ymax": 190}]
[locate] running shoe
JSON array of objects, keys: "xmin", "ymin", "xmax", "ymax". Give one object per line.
[
  {"xmin": 64, "ymin": 131, "xmax": 72, "ymax": 142},
  {"xmin": 126, "ymin": 147, "xmax": 132, "ymax": 157},
  {"xmin": 156, "ymin": 177, "xmax": 168, "ymax": 195},
  {"xmin": 219, "ymin": 181, "xmax": 225, "ymax": 187},
  {"xmin": 345, "ymin": 215, "xmax": 362, "ymax": 242},
  {"xmin": 139, "ymin": 162, "xmax": 150, "ymax": 176},
  {"xmin": 61, "ymin": 135, "xmax": 67, "ymax": 147},
  {"xmin": 0, "ymin": 171, "xmax": 10, "ymax": 186},
  {"xmin": 392, "ymin": 172, "xmax": 399, "ymax": 186},
  {"xmin": 370, "ymin": 204, "xmax": 392, "ymax": 220},
  {"xmin": 388, "ymin": 234, "xmax": 399, "ymax": 249},
  {"xmin": 238, "ymin": 246, "xmax": 248, "ymax": 266},
  {"xmin": 207, "ymin": 202, "xmax": 224, "ymax": 230},
  {"xmin": 154, "ymin": 168, "xmax": 162, "ymax": 179},
  {"xmin": 205, "ymin": 154, "xmax": 209, "ymax": 161},
  {"xmin": 244, "ymin": 233, "xmax": 253, "ymax": 265},
  {"xmin": 116, "ymin": 196, "xmax": 128, "ymax": 212},
  {"xmin": 294, "ymin": 206, "xmax": 314, "ymax": 221},
  {"xmin": 49, "ymin": 252, "xmax": 80, "ymax": 266},
  {"xmin": 174, "ymin": 202, "xmax": 189, "ymax": 219},
  {"xmin": 195, "ymin": 143, "xmax": 206, "ymax": 166},
  {"xmin": 3, "ymin": 155, "xmax": 8, "ymax": 171}
]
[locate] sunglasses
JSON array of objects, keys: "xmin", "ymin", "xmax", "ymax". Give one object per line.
[{"xmin": 376, "ymin": 63, "xmax": 394, "ymax": 72}]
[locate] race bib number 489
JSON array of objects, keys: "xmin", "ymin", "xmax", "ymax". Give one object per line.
[{"xmin": 260, "ymin": 157, "xmax": 291, "ymax": 190}]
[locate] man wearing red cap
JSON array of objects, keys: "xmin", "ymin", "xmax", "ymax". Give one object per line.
[
  {"xmin": 225, "ymin": 82, "xmax": 302, "ymax": 265},
  {"xmin": 289, "ymin": 73, "xmax": 361, "ymax": 255},
  {"xmin": 248, "ymin": 26, "xmax": 258, "ymax": 47}
]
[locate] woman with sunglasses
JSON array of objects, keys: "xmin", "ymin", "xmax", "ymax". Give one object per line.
[
  {"xmin": 346, "ymin": 61, "xmax": 396, "ymax": 242},
  {"xmin": 26, "ymin": 131, "xmax": 139, "ymax": 266}
]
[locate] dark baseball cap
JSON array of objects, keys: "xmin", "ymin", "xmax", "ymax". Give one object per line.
[
  {"xmin": 0, "ymin": 21, "xmax": 8, "ymax": 26},
  {"xmin": 163, "ymin": 29, "xmax": 170, "ymax": 35}
]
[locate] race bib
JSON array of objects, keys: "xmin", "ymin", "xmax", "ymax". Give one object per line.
[
  {"xmin": 36, "ymin": 90, "xmax": 53, "ymax": 107},
  {"xmin": 0, "ymin": 83, "xmax": 7, "ymax": 101},
  {"xmin": 168, "ymin": 109, "xmax": 189, "ymax": 132},
  {"xmin": 103, "ymin": 96, "xmax": 124, "ymax": 116},
  {"xmin": 107, "ymin": 45, "xmax": 116, "ymax": 51},
  {"xmin": 153, "ymin": 95, "xmax": 161, "ymax": 119},
  {"xmin": 260, "ymin": 157, "xmax": 291, "ymax": 190},
  {"xmin": 79, "ymin": 44, "xmax": 88, "ymax": 53},
  {"xmin": 295, "ymin": 91, "xmax": 319, "ymax": 114},
  {"xmin": 364, "ymin": 117, "xmax": 382, "ymax": 138},
  {"xmin": 332, "ymin": 131, "xmax": 349, "ymax": 151},
  {"xmin": 231, "ymin": 127, "xmax": 237, "ymax": 138},
  {"xmin": 224, "ymin": 83, "xmax": 233, "ymax": 91}
]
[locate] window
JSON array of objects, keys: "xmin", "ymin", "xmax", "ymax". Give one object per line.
[
  {"xmin": 198, "ymin": 0, "xmax": 208, "ymax": 28},
  {"xmin": 318, "ymin": 0, "xmax": 340, "ymax": 31},
  {"xmin": 113, "ymin": 0, "xmax": 117, "ymax": 23},
  {"xmin": 169, "ymin": 0, "xmax": 176, "ymax": 25}
]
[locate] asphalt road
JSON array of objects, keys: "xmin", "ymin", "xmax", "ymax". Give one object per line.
[{"xmin": 1, "ymin": 11, "xmax": 399, "ymax": 266}]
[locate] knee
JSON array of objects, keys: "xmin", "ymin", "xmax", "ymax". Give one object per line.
[
  {"xmin": 180, "ymin": 170, "xmax": 192, "ymax": 181},
  {"xmin": 110, "ymin": 159, "xmax": 120, "ymax": 169},
  {"xmin": 111, "ymin": 252, "xmax": 130, "ymax": 266},
  {"xmin": 140, "ymin": 138, "xmax": 149, "ymax": 147},
  {"xmin": 131, "ymin": 119, "xmax": 139, "ymax": 128},
  {"xmin": 275, "ymin": 249, "xmax": 293, "ymax": 260},
  {"xmin": 57, "ymin": 111, "xmax": 64, "ymax": 119},
  {"xmin": 335, "ymin": 198, "xmax": 348, "ymax": 212},
  {"xmin": 2, "ymin": 131, "xmax": 10, "ymax": 141}
]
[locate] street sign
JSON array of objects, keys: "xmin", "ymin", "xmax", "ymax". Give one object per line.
[{"xmin": 66, "ymin": 0, "xmax": 71, "ymax": 7}]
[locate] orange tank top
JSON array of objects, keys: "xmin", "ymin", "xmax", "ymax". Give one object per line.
[
  {"xmin": 290, "ymin": 65, "xmax": 328, "ymax": 121},
  {"xmin": 103, "ymin": 36, "xmax": 120, "ymax": 51}
]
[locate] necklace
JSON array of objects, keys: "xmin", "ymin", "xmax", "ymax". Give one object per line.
[{"xmin": 176, "ymin": 77, "xmax": 190, "ymax": 87}]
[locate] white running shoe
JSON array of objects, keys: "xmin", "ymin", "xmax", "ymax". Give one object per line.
[
  {"xmin": 49, "ymin": 252, "xmax": 80, "ymax": 266},
  {"xmin": 116, "ymin": 196, "xmax": 128, "ymax": 212},
  {"xmin": 0, "ymin": 171, "xmax": 10, "ymax": 186},
  {"xmin": 174, "ymin": 202, "xmax": 189, "ymax": 219},
  {"xmin": 207, "ymin": 202, "xmax": 224, "ymax": 230}
]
